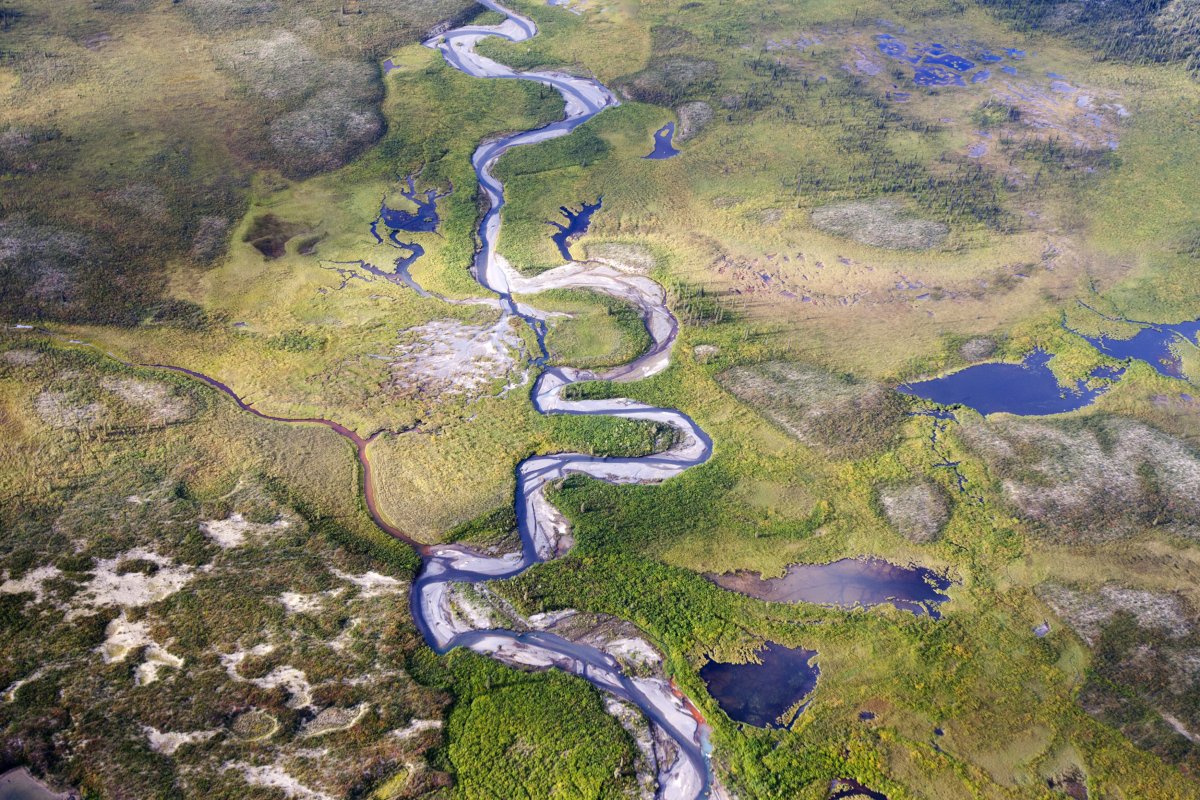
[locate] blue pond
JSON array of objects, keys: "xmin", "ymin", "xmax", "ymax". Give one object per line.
[
  {"xmin": 644, "ymin": 121, "xmax": 680, "ymax": 159},
  {"xmin": 548, "ymin": 198, "xmax": 602, "ymax": 260},
  {"xmin": 900, "ymin": 349, "xmax": 1123, "ymax": 416},
  {"xmin": 699, "ymin": 642, "xmax": 819, "ymax": 728},
  {"xmin": 1073, "ymin": 319, "xmax": 1200, "ymax": 380}
]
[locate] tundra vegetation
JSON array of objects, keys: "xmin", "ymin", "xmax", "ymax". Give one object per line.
[{"xmin": 4, "ymin": 0, "xmax": 1200, "ymax": 797}]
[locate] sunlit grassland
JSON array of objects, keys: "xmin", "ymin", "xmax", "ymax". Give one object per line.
[
  {"xmin": 518, "ymin": 289, "xmax": 652, "ymax": 368},
  {"xmin": 366, "ymin": 385, "xmax": 673, "ymax": 541},
  {"xmin": 55, "ymin": 52, "xmax": 563, "ymax": 433}
]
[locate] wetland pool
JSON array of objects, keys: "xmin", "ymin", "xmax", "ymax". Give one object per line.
[
  {"xmin": 548, "ymin": 198, "xmax": 602, "ymax": 260},
  {"xmin": 699, "ymin": 642, "xmax": 820, "ymax": 728},
  {"xmin": 645, "ymin": 122, "xmax": 680, "ymax": 159},
  {"xmin": 900, "ymin": 349, "xmax": 1123, "ymax": 416},
  {"xmin": 707, "ymin": 557, "xmax": 953, "ymax": 618}
]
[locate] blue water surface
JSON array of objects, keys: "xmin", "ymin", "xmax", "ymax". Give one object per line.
[
  {"xmin": 699, "ymin": 642, "xmax": 820, "ymax": 728},
  {"xmin": 1075, "ymin": 320, "xmax": 1200, "ymax": 380},
  {"xmin": 548, "ymin": 199, "xmax": 602, "ymax": 260},
  {"xmin": 900, "ymin": 349, "xmax": 1122, "ymax": 416},
  {"xmin": 644, "ymin": 121, "xmax": 681, "ymax": 159}
]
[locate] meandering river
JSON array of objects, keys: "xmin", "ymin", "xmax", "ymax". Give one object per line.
[{"xmin": 410, "ymin": 4, "xmax": 715, "ymax": 797}]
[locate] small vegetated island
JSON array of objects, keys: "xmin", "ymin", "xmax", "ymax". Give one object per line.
[{"xmin": 3, "ymin": 0, "xmax": 1200, "ymax": 799}]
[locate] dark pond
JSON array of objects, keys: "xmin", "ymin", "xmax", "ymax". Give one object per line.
[
  {"xmin": 899, "ymin": 349, "xmax": 1124, "ymax": 416},
  {"xmin": 699, "ymin": 641, "xmax": 819, "ymax": 728},
  {"xmin": 858, "ymin": 710, "xmax": 876, "ymax": 720},
  {"xmin": 1072, "ymin": 318, "xmax": 1200, "ymax": 380},
  {"xmin": 644, "ymin": 122, "xmax": 680, "ymax": 159},
  {"xmin": 548, "ymin": 198, "xmax": 601, "ymax": 260},
  {"xmin": 708, "ymin": 557, "xmax": 953, "ymax": 618},
  {"xmin": 829, "ymin": 779, "xmax": 889, "ymax": 800}
]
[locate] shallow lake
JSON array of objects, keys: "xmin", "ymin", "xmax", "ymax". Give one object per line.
[
  {"xmin": 708, "ymin": 557, "xmax": 953, "ymax": 618},
  {"xmin": 1072, "ymin": 319, "xmax": 1200, "ymax": 380},
  {"xmin": 699, "ymin": 641, "xmax": 819, "ymax": 728},
  {"xmin": 548, "ymin": 199, "xmax": 602, "ymax": 260},
  {"xmin": 900, "ymin": 349, "xmax": 1122, "ymax": 416}
]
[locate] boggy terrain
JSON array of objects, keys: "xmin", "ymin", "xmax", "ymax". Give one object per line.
[{"xmin": 4, "ymin": 0, "xmax": 1200, "ymax": 798}]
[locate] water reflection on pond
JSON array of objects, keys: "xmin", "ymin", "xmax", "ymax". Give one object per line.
[{"xmin": 708, "ymin": 557, "xmax": 953, "ymax": 618}]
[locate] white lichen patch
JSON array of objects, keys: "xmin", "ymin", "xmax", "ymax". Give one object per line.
[
  {"xmin": 2, "ymin": 667, "xmax": 47, "ymax": 703},
  {"xmin": 301, "ymin": 703, "xmax": 369, "ymax": 738},
  {"xmin": 98, "ymin": 611, "xmax": 184, "ymax": 685},
  {"xmin": 200, "ymin": 513, "xmax": 291, "ymax": 549},
  {"xmin": 66, "ymin": 549, "xmax": 194, "ymax": 620},
  {"xmin": 143, "ymin": 725, "xmax": 218, "ymax": 755},
  {"xmin": 279, "ymin": 590, "xmax": 335, "ymax": 614},
  {"xmin": 326, "ymin": 618, "xmax": 359, "ymax": 652},
  {"xmin": 34, "ymin": 391, "xmax": 108, "ymax": 429},
  {"xmin": 0, "ymin": 565, "xmax": 62, "ymax": 604},
  {"xmin": 390, "ymin": 718, "xmax": 442, "ymax": 741},
  {"xmin": 223, "ymin": 761, "xmax": 334, "ymax": 800},
  {"xmin": 100, "ymin": 377, "xmax": 192, "ymax": 424},
  {"xmin": 331, "ymin": 569, "xmax": 405, "ymax": 599},
  {"xmin": 220, "ymin": 645, "xmax": 313, "ymax": 707},
  {"xmin": 255, "ymin": 667, "xmax": 314, "ymax": 710},
  {"xmin": 387, "ymin": 318, "xmax": 526, "ymax": 401}
]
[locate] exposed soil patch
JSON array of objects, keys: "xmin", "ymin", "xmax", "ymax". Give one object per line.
[
  {"xmin": 675, "ymin": 100, "xmax": 713, "ymax": 141},
  {"xmin": 1041, "ymin": 580, "xmax": 1200, "ymax": 773},
  {"xmin": 583, "ymin": 242, "xmax": 655, "ymax": 273},
  {"xmin": 617, "ymin": 57, "xmax": 717, "ymax": 105},
  {"xmin": 101, "ymin": 377, "xmax": 192, "ymax": 425},
  {"xmin": 34, "ymin": 390, "xmax": 109, "ymax": 430},
  {"xmin": 959, "ymin": 337, "xmax": 998, "ymax": 361},
  {"xmin": 811, "ymin": 199, "xmax": 949, "ymax": 250},
  {"xmin": 718, "ymin": 361, "xmax": 907, "ymax": 459},
  {"xmin": 1040, "ymin": 583, "xmax": 1193, "ymax": 646}
]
